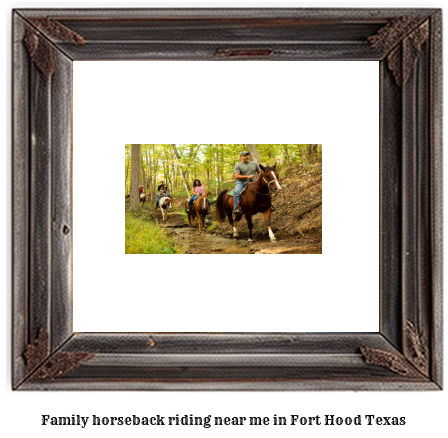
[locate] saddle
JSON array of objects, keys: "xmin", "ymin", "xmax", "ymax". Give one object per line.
[{"xmin": 228, "ymin": 180, "xmax": 251, "ymax": 197}]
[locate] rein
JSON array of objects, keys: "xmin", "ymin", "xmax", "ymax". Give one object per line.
[{"xmin": 251, "ymin": 174, "xmax": 279, "ymax": 197}]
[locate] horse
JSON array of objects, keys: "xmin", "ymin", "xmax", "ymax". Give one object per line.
[
  {"xmin": 159, "ymin": 196, "xmax": 172, "ymax": 220},
  {"xmin": 139, "ymin": 193, "xmax": 147, "ymax": 205},
  {"xmin": 185, "ymin": 193, "xmax": 209, "ymax": 232},
  {"xmin": 215, "ymin": 164, "xmax": 281, "ymax": 243}
]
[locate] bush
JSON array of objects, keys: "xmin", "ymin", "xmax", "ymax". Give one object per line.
[
  {"xmin": 125, "ymin": 212, "xmax": 183, "ymax": 254},
  {"xmin": 207, "ymin": 221, "xmax": 218, "ymax": 233}
]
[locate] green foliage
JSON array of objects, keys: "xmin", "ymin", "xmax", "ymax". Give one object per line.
[
  {"xmin": 207, "ymin": 221, "xmax": 218, "ymax": 233},
  {"xmin": 125, "ymin": 144, "xmax": 322, "ymax": 198},
  {"xmin": 125, "ymin": 211, "xmax": 183, "ymax": 254}
]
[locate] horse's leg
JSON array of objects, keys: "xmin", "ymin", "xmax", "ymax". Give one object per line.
[
  {"xmin": 193, "ymin": 207, "xmax": 199, "ymax": 231},
  {"xmin": 201, "ymin": 213, "xmax": 205, "ymax": 231},
  {"xmin": 186, "ymin": 202, "xmax": 192, "ymax": 227},
  {"xmin": 246, "ymin": 213, "xmax": 254, "ymax": 244},
  {"xmin": 198, "ymin": 208, "xmax": 202, "ymax": 232},
  {"xmin": 191, "ymin": 205, "xmax": 197, "ymax": 228},
  {"xmin": 233, "ymin": 214, "xmax": 242, "ymax": 239},
  {"xmin": 224, "ymin": 208, "xmax": 237, "ymax": 238},
  {"xmin": 263, "ymin": 209, "xmax": 277, "ymax": 243}
]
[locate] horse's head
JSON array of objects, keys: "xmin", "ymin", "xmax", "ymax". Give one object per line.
[
  {"xmin": 199, "ymin": 192, "xmax": 209, "ymax": 211},
  {"xmin": 166, "ymin": 198, "xmax": 173, "ymax": 209},
  {"xmin": 259, "ymin": 163, "xmax": 281, "ymax": 193}
]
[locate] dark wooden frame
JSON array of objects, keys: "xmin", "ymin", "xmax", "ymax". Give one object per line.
[{"xmin": 12, "ymin": 8, "xmax": 442, "ymax": 390}]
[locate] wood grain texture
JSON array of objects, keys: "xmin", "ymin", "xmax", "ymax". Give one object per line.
[
  {"xmin": 12, "ymin": 13, "xmax": 30, "ymax": 388},
  {"xmin": 50, "ymin": 49, "xmax": 73, "ymax": 351},
  {"xmin": 429, "ymin": 10, "xmax": 443, "ymax": 388},
  {"xmin": 12, "ymin": 7, "xmax": 443, "ymax": 391}
]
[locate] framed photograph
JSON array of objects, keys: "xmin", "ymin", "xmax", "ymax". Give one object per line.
[{"xmin": 12, "ymin": 8, "xmax": 442, "ymax": 390}]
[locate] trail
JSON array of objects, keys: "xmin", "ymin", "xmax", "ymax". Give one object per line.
[
  {"xmin": 154, "ymin": 209, "xmax": 320, "ymax": 254},
  {"xmin": 169, "ymin": 227, "xmax": 252, "ymax": 254},
  {"xmin": 155, "ymin": 210, "xmax": 252, "ymax": 254}
]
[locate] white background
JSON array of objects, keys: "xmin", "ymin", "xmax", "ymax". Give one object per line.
[
  {"xmin": 73, "ymin": 60, "xmax": 379, "ymax": 332},
  {"xmin": 3, "ymin": 1, "xmax": 446, "ymax": 438}
]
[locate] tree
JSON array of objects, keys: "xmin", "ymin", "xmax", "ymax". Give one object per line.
[
  {"xmin": 307, "ymin": 144, "xmax": 319, "ymax": 163},
  {"xmin": 283, "ymin": 144, "xmax": 290, "ymax": 166},
  {"xmin": 140, "ymin": 151, "xmax": 146, "ymax": 196},
  {"xmin": 126, "ymin": 143, "xmax": 321, "ymax": 203},
  {"xmin": 248, "ymin": 144, "xmax": 261, "ymax": 164},
  {"xmin": 215, "ymin": 144, "xmax": 220, "ymax": 196},
  {"xmin": 130, "ymin": 144, "xmax": 141, "ymax": 209},
  {"xmin": 172, "ymin": 144, "xmax": 191, "ymax": 193},
  {"xmin": 125, "ymin": 154, "xmax": 130, "ymax": 194}
]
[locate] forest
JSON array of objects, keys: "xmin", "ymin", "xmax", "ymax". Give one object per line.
[{"xmin": 125, "ymin": 144, "xmax": 322, "ymax": 254}]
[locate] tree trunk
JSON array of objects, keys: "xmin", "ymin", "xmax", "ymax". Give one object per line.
[
  {"xmin": 147, "ymin": 152, "xmax": 153, "ymax": 202},
  {"xmin": 206, "ymin": 158, "xmax": 210, "ymax": 185},
  {"xmin": 283, "ymin": 144, "xmax": 290, "ymax": 166},
  {"xmin": 172, "ymin": 144, "xmax": 191, "ymax": 193},
  {"xmin": 171, "ymin": 155, "xmax": 176, "ymax": 195},
  {"xmin": 312, "ymin": 144, "xmax": 318, "ymax": 162},
  {"xmin": 220, "ymin": 145, "xmax": 224, "ymax": 181},
  {"xmin": 248, "ymin": 144, "xmax": 261, "ymax": 164},
  {"xmin": 145, "ymin": 150, "xmax": 151, "ymax": 193},
  {"xmin": 215, "ymin": 145, "xmax": 220, "ymax": 196},
  {"xmin": 163, "ymin": 162, "xmax": 168, "ymax": 190},
  {"xmin": 130, "ymin": 144, "xmax": 140, "ymax": 209},
  {"xmin": 125, "ymin": 156, "xmax": 130, "ymax": 194},
  {"xmin": 307, "ymin": 144, "xmax": 319, "ymax": 163},
  {"xmin": 140, "ymin": 152, "xmax": 146, "ymax": 198},
  {"xmin": 151, "ymin": 145, "xmax": 158, "ymax": 202}
]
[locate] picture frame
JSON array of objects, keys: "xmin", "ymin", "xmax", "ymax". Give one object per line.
[{"xmin": 12, "ymin": 8, "xmax": 442, "ymax": 390}]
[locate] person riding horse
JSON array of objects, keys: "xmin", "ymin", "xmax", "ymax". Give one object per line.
[
  {"xmin": 233, "ymin": 151, "xmax": 276, "ymax": 214},
  {"xmin": 187, "ymin": 179, "xmax": 211, "ymax": 212},
  {"xmin": 155, "ymin": 184, "xmax": 172, "ymax": 209},
  {"xmin": 155, "ymin": 180, "xmax": 165, "ymax": 208}
]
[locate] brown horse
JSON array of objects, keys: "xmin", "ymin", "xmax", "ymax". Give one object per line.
[
  {"xmin": 185, "ymin": 193, "xmax": 209, "ymax": 232},
  {"xmin": 215, "ymin": 164, "xmax": 281, "ymax": 243}
]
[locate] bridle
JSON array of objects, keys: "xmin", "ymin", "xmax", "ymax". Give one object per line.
[
  {"xmin": 252, "ymin": 171, "xmax": 281, "ymax": 197},
  {"xmin": 198, "ymin": 193, "xmax": 208, "ymax": 210}
]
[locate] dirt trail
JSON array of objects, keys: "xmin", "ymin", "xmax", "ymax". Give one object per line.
[
  {"xmin": 168, "ymin": 227, "xmax": 252, "ymax": 254},
  {"xmin": 250, "ymin": 239, "xmax": 322, "ymax": 254},
  {"xmin": 141, "ymin": 205, "xmax": 321, "ymax": 254}
]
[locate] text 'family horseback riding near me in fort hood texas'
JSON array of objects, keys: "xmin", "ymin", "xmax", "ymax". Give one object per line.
[{"xmin": 40, "ymin": 413, "xmax": 406, "ymax": 428}]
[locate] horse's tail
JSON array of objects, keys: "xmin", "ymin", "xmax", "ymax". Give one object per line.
[{"xmin": 215, "ymin": 188, "xmax": 230, "ymax": 222}]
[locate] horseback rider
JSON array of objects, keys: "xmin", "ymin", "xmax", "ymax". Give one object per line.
[
  {"xmin": 233, "ymin": 151, "xmax": 260, "ymax": 215},
  {"xmin": 187, "ymin": 179, "xmax": 211, "ymax": 212},
  {"xmin": 233, "ymin": 151, "xmax": 276, "ymax": 215},
  {"xmin": 155, "ymin": 180, "xmax": 164, "ymax": 208},
  {"xmin": 156, "ymin": 184, "xmax": 172, "ymax": 209}
]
